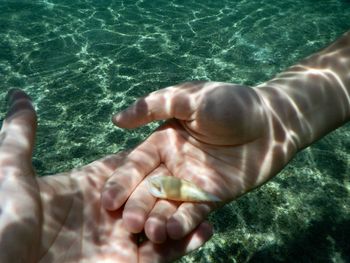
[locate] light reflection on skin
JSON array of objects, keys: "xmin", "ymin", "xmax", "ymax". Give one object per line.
[
  {"xmin": 102, "ymin": 30, "xmax": 350, "ymax": 244},
  {"xmin": 0, "ymin": 90, "xmax": 213, "ymax": 263}
]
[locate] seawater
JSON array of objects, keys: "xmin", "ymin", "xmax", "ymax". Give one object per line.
[{"xmin": 1, "ymin": 0, "xmax": 350, "ymax": 262}]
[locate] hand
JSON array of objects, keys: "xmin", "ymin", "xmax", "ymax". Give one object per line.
[
  {"xmin": 101, "ymin": 81, "xmax": 297, "ymax": 243},
  {"xmin": 0, "ymin": 89, "xmax": 213, "ymax": 263}
]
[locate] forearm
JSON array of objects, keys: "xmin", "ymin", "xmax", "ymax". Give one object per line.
[{"xmin": 254, "ymin": 31, "xmax": 350, "ymax": 150}]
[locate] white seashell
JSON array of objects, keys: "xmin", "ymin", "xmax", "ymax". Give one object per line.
[{"xmin": 147, "ymin": 175, "xmax": 221, "ymax": 202}]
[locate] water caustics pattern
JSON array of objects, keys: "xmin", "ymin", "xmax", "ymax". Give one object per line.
[{"xmin": 1, "ymin": 0, "xmax": 350, "ymax": 262}]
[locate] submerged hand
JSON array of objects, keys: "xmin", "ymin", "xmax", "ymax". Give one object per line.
[
  {"xmin": 0, "ymin": 89, "xmax": 213, "ymax": 263},
  {"xmin": 101, "ymin": 81, "xmax": 297, "ymax": 243}
]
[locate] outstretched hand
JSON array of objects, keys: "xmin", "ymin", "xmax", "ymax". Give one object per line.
[
  {"xmin": 102, "ymin": 81, "xmax": 298, "ymax": 243},
  {"xmin": 0, "ymin": 89, "xmax": 213, "ymax": 263}
]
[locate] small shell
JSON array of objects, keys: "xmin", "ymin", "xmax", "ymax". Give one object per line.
[{"xmin": 147, "ymin": 175, "xmax": 221, "ymax": 202}]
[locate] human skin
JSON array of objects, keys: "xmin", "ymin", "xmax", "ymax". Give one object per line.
[
  {"xmin": 101, "ymin": 31, "xmax": 350, "ymax": 243},
  {"xmin": 0, "ymin": 90, "xmax": 213, "ymax": 263}
]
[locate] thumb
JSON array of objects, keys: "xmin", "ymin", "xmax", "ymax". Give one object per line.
[
  {"xmin": 1, "ymin": 89, "xmax": 37, "ymax": 167},
  {"xmin": 112, "ymin": 82, "xmax": 206, "ymax": 129}
]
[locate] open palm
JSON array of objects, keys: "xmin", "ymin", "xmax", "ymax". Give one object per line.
[
  {"xmin": 0, "ymin": 89, "xmax": 212, "ymax": 263},
  {"xmin": 102, "ymin": 81, "xmax": 298, "ymax": 243}
]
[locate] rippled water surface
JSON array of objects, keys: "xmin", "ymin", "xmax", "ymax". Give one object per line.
[{"xmin": 1, "ymin": 0, "xmax": 350, "ymax": 262}]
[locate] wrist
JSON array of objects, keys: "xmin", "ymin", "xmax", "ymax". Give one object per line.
[
  {"xmin": 252, "ymin": 86, "xmax": 300, "ymax": 156},
  {"xmin": 254, "ymin": 74, "xmax": 349, "ymax": 152},
  {"xmin": 253, "ymin": 31, "xmax": 350, "ymax": 151}
]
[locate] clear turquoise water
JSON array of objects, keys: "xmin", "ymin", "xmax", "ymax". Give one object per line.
[{"xmin": 1, "ymin": 0, "xmax": 350, "ymax": 262}]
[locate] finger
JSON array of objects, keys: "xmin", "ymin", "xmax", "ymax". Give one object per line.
[
  {"xmin": 101, "ymin": 139, "xmax": 160, "ymax": 211},
  {"xmin": 122, "ymin": 165, "xmax": 174, "ymax": 235},
  {"xmin": 122, "ymin": 177, "xmax": 157, "ymax": 233},
  {"xmin": 139, "ymin": 221, "xmax": 213, "ymax": 263},
  {"xmin": 0, "ymin": 89, "xmax": 37, "ymax": 171},
  {"xmin": 167, "ymin": 202, "xmax": 215, "ymax": 240},
  {"xmin": 112, "ymin": 82, "xmax": 207, "ymax": 128},
  {"xmin": 144, "ymin": 199, "xmax": 179, "ymax": 244},
  {"xmin": 134, "ymin": 165, "xmax": 179, "ymax": 243}
]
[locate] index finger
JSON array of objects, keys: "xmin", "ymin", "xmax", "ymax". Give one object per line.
[{"xmin": 0, "ymin": 89, "xmax": 37, "ymax": 171}]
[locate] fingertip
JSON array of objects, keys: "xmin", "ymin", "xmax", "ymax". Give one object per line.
[
  {"xmin": 145, "ymin": 217, "xmax": 167, "ymax": 244},
  {"xmin": 138, "ymin": 221, "xmax": 213, "ymax": 263},
  {"xmin": 183, "ymin": 221, "xmax": 213, "ymax": 253},
  {"xmin": 122, "ymin": 207, "xmax": 147, "ymax": 233},
  {"xmin": 166, "ymin": 203, "xmax": 213, "ymax": 240},
  {"xmin": 167, "ymin": 217, "xmax": 185, "ymax": 240},
  {"xmin": 101, "ymin": 188, "xmax": 123, "ymax": 211},
  {"xmin": 2, "ymin": 88, "xmax": 37, "ymax": 157},
  {"xmin": 6, "ymin": 88, "xmax": 29, "ymax": 104},
  {"xmin": 111, "ymin": 110, "xmax": 140, "ymax": 129},
  {"xmin": 5, "ymin": 88, "xmax": 35, "ymax": 118},
  {"xmin": 198, "ymin": 221, "xmax": 214, "ymax": 240}
]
